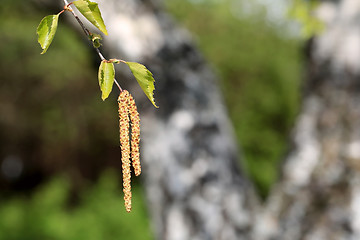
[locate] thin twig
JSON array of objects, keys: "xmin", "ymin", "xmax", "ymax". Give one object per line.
[
  {"xmin": 62, "ymin": 0, "xmax": 122, "ymax": 92},
  {"xmin": 95, "ymin": 48, "xmax": 106, "ymax": 61}
]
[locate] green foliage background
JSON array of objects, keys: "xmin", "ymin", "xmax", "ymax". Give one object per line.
[
  {"xmin": 0, "ymin": 0, "xmax": 302, "ymax": 238},
  {"xmin": 0, "ymin": 171, "xmax": 153, "ymax": 240}
]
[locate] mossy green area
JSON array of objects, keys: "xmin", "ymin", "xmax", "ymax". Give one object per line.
[
  {"xmin": 165, "ymin": 0, "xmax": 302, "ymax": 198},
  {"xmin": 0, "ymin": 171, "xmax": 153, "ymax": 240}
]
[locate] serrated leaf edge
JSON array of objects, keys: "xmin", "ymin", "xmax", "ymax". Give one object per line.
[
  {"xmin": 37, "ymin": 13, "xmax": 60, "ymax": 54},
  {"xmin": 98, "ymin": 60, "xmax": 115, "ymax": 101},
  {"xmin": 73, "ymin": 0, "xmax": 108, "ymax": 35},
  {"xmin": 125, "ymin": 61, "xmax": 158, "ymax": 108}
]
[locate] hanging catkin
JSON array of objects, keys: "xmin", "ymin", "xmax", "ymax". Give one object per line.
[
  {"xmin": 118, "ymin": 90, "xmax": 132, "ymax": 212},
  {"xmin": 118, "ymin": 90, "xmax": 142, "ymax": 212},
  {"xmin": 128, "ymin": 93, "xmax": 141, "ymax": 176}
]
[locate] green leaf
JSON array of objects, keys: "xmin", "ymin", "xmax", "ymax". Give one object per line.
[
  {"xmin": 37, "ymin": 14, "xmax": 60, "ymax": 54},
  {"xmin": 98, "ymin": 60, "xmax": 115, "ymax": 101},
  {"xmin": 89, "ymin": 33, "xmax": 102, "ymax": 48},
  {"xmin": 125, "ymin": 62, "xmax": 158, "ymax": 108},
  {"xmin": 73, "ymin": 0, "xmax": 108, "ymax": 35}
]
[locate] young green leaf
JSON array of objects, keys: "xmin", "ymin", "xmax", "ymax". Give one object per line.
[
  {"xmin": 73, "ymin": 0, "xmax": 108, "ymax": 35},
  {"xmin": 98, "ymin": 60, "xmax": 115, "ymax": 101},
  {"xmin": 125, "ymin": 62, "xmax": 158, "ymax": 108},
  {"xmin": 37, "ymin": 14, "xmax": 60, "ymax": 54},
  {"xmin": 89, "ymin": 33, "xmax": 102, "ymax": 48}
]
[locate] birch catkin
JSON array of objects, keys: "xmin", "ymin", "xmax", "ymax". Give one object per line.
[
  {"xmin": 118, "ymin": 90, "xmax": 141, "ymax": 212},
  {"xmin": 118, "ymin": 90, "xmax": 132, "ymax": 212},
  {"xmin": 128, "ymin": 93, "xmax": 141, "ymax": 176}
]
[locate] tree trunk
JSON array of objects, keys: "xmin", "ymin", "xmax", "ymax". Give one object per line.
[{"xmin": 255, "ymin": 0, "xmax": 360, "ymax": 239}]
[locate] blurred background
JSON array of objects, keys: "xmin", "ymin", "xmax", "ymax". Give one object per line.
[{"xmin": 0, "ymin": 0, "xmax": 309, "ymax": 239}]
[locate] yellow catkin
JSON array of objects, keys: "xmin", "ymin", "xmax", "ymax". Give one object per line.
[
  {"xmin": 118, "ymin": 90, "xmax": 132, "ymax": 212},
  {"xmin": 128, "ymin": 93, "xmax": 141, "ymax": 177}
]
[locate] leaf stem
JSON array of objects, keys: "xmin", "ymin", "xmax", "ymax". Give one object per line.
[{"xmin": 62, "ymin": 0, "xmax": 122, "ymax": 92}]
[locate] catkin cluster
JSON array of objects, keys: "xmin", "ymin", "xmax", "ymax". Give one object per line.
[{"xmin": 118, "ymin": 90, "xmax": 141, "ymax": 212}]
